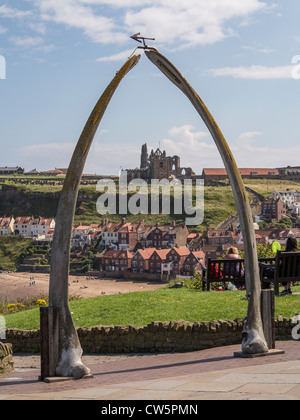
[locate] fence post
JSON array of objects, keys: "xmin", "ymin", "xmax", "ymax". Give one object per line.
[
  {"xmin": 40, "ymin": 307, "xmax": 59, "ymax": 381},
  {"xmin": 261, "ymin": 290, "xmax": 275, "ymax": 350}
]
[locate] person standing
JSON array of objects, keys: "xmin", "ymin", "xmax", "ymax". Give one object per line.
[{"xmin": 280, "ymin": 236, "xmax": 299, "ymax": 296}]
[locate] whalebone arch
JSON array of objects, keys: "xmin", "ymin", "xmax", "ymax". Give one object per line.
[{"xmin": 48, "ymin": 48, "xmax": 268, "ymax": 381}]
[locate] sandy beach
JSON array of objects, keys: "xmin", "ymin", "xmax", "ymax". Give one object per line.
[{"xmin": 0, "ymin": 271, "xmax": 165, "ymax": 302}]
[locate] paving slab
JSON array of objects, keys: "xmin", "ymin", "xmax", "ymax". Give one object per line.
[
  {"xmin": 216, "ymin": 373, "xmax": 300, "ymax": 384},
  {"xmin": 0, "ymin": 341, "xmax": 299, "ymax": 400}
]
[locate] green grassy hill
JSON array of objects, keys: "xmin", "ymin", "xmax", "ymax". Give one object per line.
[
  {"xmin": 1, "ymin": 178, "xmax": 299, "ymax": 234},
  {"xmin": 0, "ymin": 237, "xmax": 32, "ymax": 271},
  {"xmin": 0, "ymin": 182, "xmax": 238, "ymax": 232}
]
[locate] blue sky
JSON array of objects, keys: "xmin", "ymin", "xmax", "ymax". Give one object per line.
[{"xmin": 0, "ymin": 0, "xmax": 300, "ymax": 175}]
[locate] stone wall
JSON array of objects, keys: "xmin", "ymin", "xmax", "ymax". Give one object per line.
[
  {"xmin": 3, "ymin": 317, "xmax": 298, "ymax": 354},
  {"xmin": 0, "ymin": 342, "xmax": 14, "ymax": 373}
]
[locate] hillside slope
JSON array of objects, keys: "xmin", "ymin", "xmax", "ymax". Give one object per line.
[{"xmin": 0, "ymin": 183, "xmax": 239, "ymax": 232}]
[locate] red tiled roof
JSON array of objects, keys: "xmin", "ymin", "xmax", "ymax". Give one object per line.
[
  {"xmin": 135, "ymin": 248, "xmax": 157, "ymax": 260},
  {"xmin": 0, "ymin": 218, "xmax": 11, "ymax": 227},
  {"xmin": 40, "ymin": 219, "xmax": 53, "ymax": 226},
  {"xmin": 207, "ymin": 229, "xmax": 233, "ymax": 238},
  {"xmin": 103, "ymin": 223, "xmax": 119, "ymax": 232},
  {"xmin": 203, "ymin": 168, "xmax": 279, "ymax": 176},
  {"xmin": 152, "ymin": 249, "xmax": 170, "ymax": 260},
  {"xmin": 169, "ymin": 246, "xmax": 190, "ymax": 256},
  {"xmin": 191, "ymin": 251, "xmax": 205, "ymax": 260},
  {"xmin": 187, "ymin": 233, "xmax": 198, "ymax": 239},
  {"xmin": 45, "ymin": 169, "xmax": 63, "ymax": 174},
  {"xmin": 14, "ymin": 217, "xmax": 34, "ymax": 225},
  {"xmin": 103, "ymin": 250, "xmax": 133, "ymax": 259}
]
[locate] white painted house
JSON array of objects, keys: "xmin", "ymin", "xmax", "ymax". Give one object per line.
[
  {"xmin": 269, "ymin": 190, "xmax": 300, "ymax": 206},
  {"xmin": 14, "ymin": 216, "xmax": 34, "ymax": 237},
  {"xmin": 14, "ymin": 217, "xmax": 55, "ymax": 237},
  {"xmin": 30, "ymin": 218, "xmax": 56, "ymax": 237}
]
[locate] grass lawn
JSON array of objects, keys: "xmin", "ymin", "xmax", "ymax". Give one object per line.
[{"xmin": 4, "ymin": 286, "xmax": 300, "ymax": 331}]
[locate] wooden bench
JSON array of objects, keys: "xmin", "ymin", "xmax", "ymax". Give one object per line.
[
  {"xmin": 203, "ymin": 257, "xmax": 276, "ymax": 291},
  {"xmin": 260, "ymin": 251, "xmax": 300, "ymax": 296}
]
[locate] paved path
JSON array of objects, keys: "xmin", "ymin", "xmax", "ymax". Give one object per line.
[{"xmin": 0, "ymin": 342, "xmax": 299, "ymax": 400}]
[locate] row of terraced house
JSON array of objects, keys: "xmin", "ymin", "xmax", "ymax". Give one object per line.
[
  {"xmin": 101, "ymin": 246, "xmax": 205, "ymax": 277},
  {"xmin": 0, "ymin": 216, "xmax": 55, "ymax": 238},
  {"xmin": 3, "ymin": 214, "xmax": 300, "ymax": 277},
  {"xmin": 71, "ymin": 219, "xmax": 194, "ymax": 251},
  {"xmin": 100, "ymin": 224, "xmax": 300, "ymax": 277}
]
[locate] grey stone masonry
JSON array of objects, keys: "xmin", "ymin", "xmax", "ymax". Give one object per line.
[
  {"xmin": 0, "ymin": 342, "xmax": 14, "ymax": 373},
  {"xmin": 2, "ymin": 317, "xmax": 298, "ymax": 354}
]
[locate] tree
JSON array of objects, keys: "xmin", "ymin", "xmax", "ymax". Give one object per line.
[{"xmin": 274, "ymin": 217, "xmax": 293, "ymax": 229}]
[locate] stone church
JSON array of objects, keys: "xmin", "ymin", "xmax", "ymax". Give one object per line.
[{"xmin": 126, "ymin": 144, "xmax": 196, "ymax": 183}]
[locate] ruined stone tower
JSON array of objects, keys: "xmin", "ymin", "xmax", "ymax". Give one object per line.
[
  {"xmin": 126, "ymin": 143, "xmax": 197, "ymax": 183},
  {"xmin": 140, "ymin": 144, "xmax": 149, "ymax": 170}
]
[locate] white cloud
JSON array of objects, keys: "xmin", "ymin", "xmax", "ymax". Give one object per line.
[
  {"xmin": 16, "ymin": 126, "xmax": 300, "ymax": 175},
  {"xmin": 209, "ymin": 65, "xmax": 295, "ymax": 80},
  {"xmin": 17, "ymin": 137, "xmax": 141, "ymax": 175},
  {"xmin": 87, "ymin": 125, "xmax": 218, "ymax": 175},
  {"xmin": 124, "ymin": 0, "xmax": 267, "ymax": 48},
  {"xmin": 29, "ymin": 22, "xmax": 47, "ymax": 35},
  {"xmin": 97, "ymin": 49, "xmax": 134, "ymax": 62},
  {"xmin": 0, "ymin": 26, "xmax": 7, "ymax": 35},
  {"xmin": 20, "ymin": 142, "xmax": 75, "ymax": 155},
  {"xmin": 231, "ymin": 142, "xmax": 300, "ymax": 169},
  {"xmin": 242, "ymin": 45, "xmax": 276, "ymax": 54},
  {"xmin": 239, "ymin": 131, "xmax": 262, "ymax": 140},
  {"xmin": 10, "ymin": 36, "xmax": 44, "ymax": 49},
  {"xmin": 32, "ymin": 0, "xmax": 267, "ymax": 49},
  {"xmin": 18, "ymin": 142, "xmax": 75, "ymax": 170},
  {"xmin": 160, "ymin": 125, "xmax": 222, "ymax": 171},
  {"xmin": 37, "ymin": 0, "xmax": 127, "ymax": 44},
  {"xmin": 0, "ymin": 5, "xmax": 32, "ymax": 19}
]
